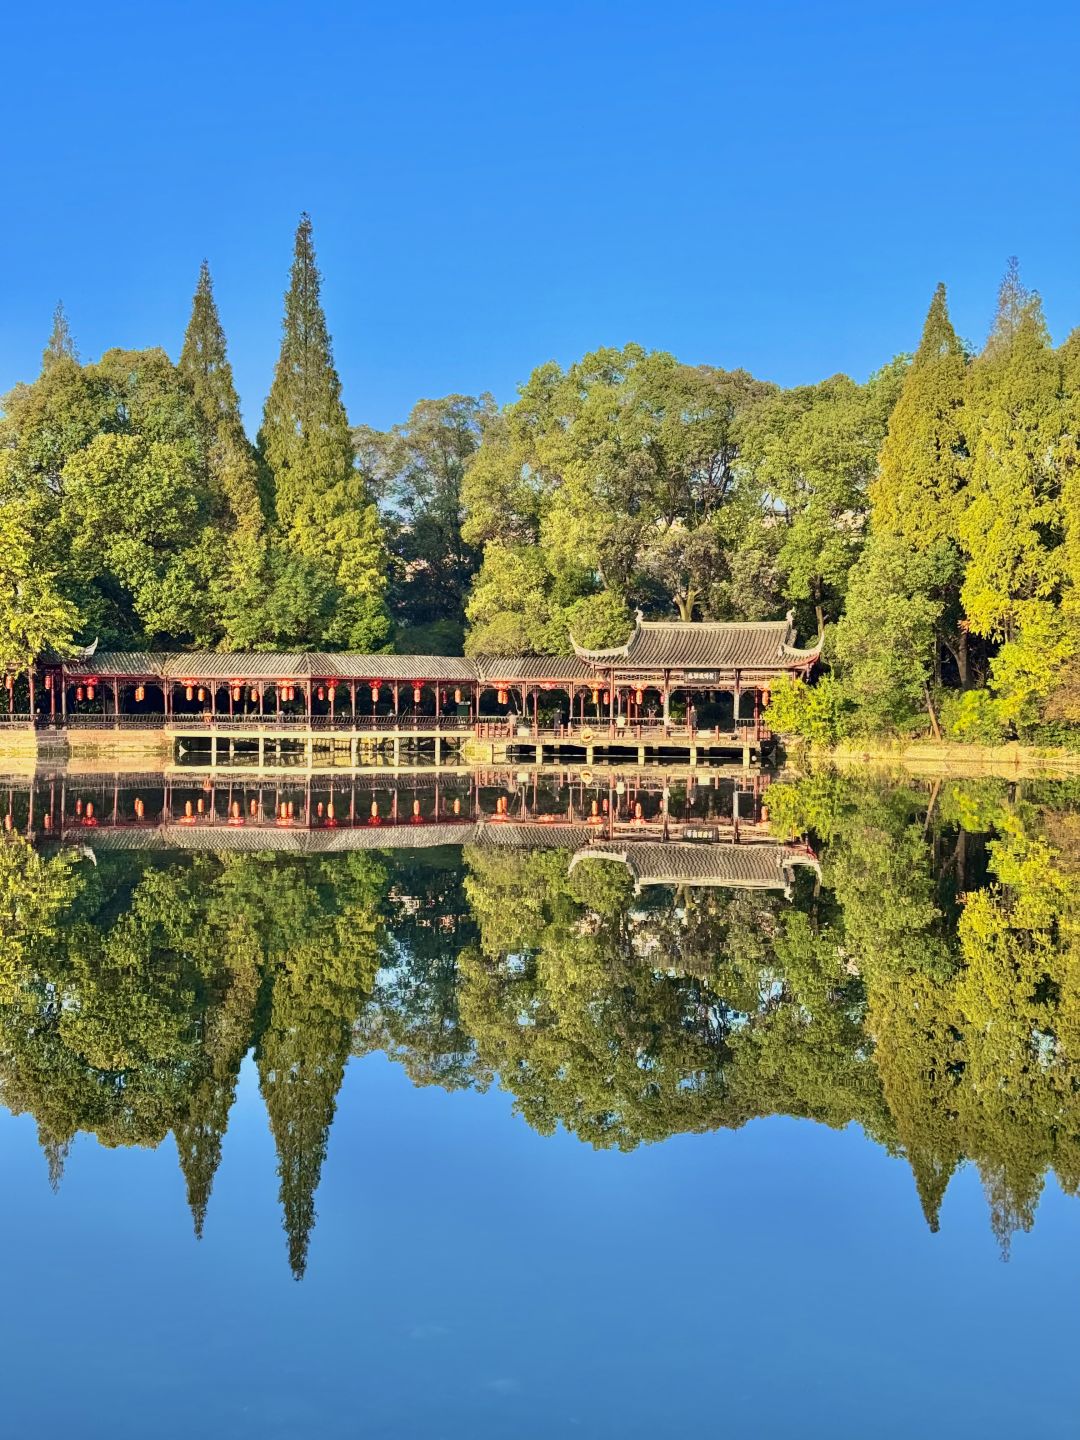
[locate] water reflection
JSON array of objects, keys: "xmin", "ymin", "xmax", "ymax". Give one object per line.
[{"xmin": 0, "ymin": 769, "xmax": 1076, "ymax": 1274}]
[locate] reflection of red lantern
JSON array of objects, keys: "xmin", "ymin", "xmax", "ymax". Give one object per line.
[
  {"xmin": 371, "ymin": 801, "xmax": 379, "ymax": 819},
  {"xmin": 413, "ymin": 800, "xmax": 421, "ymax": 818},
  {"xmin": 250, "ymin": 799, "xmax": 257, "ymax": 816},
  {"xmin": 453, "ymin": 797, "xmax": 461, "ymax": 815},
  {"xmin": 197, "ymin": 797, "xmax": 205, "ymax": 815},
  {"xmin": 327, "ymin": 801, "xmax": 335, "ymax": 821},
  {"xmin": 185, "ymin": 801, "xmax": 193, "ymax": 818},
  {"xmin": 413, "ymin": 686, "xmax": 421, "ymax": 704},
  {"xmin": 85, "ymin": 801, "xmax": 95, "ymax": 820},
  {"xmin": 75, "ymin": 799, "xmax": 83, "ymax": 815}
]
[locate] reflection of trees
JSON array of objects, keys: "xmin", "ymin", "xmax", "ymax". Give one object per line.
[
  {"xmin": 0, "ymin": 773, "xmax": 1077, "ymax": 1265},
  {"xmin": 0, "ymin": 840, "xmax": 385, "ymax": 1276}
]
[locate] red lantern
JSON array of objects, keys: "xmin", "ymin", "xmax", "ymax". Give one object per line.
[
  {"xmin": 87, "ymin": 684, "xmax": 95, "ymax": 701},
  {"xmin": 603, "ymin": 689, "xmax": 610, "ymax": 703},
  {"xmin": 232, "ymin": 686, "xmax": 241, "ymax": 702},
  {"xmin": 317, "ymin": 686, "xmax": 325, "ymax": 701},
  {"xmin": 591, "ymin": 689, "xmax": 599, "ymax": 706},
  {"xmin": 454, "ymin": 687, "xmax": 463, "ymax": 704},
  {"xmin": 186, "ymin": 686, "xmax": 194, "ymax": 702},
  {"xmin": 635, "ymin": 688, "xmax": 644, "ymax": 705},
  {"xmin": 197, "ymin": 687, "xmax": 206, "ymax": 703},
  {"xmin": 76, "ymin": 686, "xmax": 84, "ymax": 702},
  {"xmin": 761, "ymin": 689, "xmax": 771, "ymax": 707},
  {"xmin": 371, "ymin": 684, "xmax": 380, "ymax": 703},
  {"xmin": 497, "ymin": 688, "xmax": 507, "ymax": 705},
  {"xmin": 328, "ymin": 684, "xmax": 336, "ymax": 701},
  {"xmin": 250, "ymin": 688, "xmax": 258, "ymax": 704},
  {"xmin": 413, "ymin": 685, "xmax": 422, "ymax": 704},
  {"xmin": 135, "ymin": 685, "xmax": 146, "ymax": 703},
  {"xmin": 44, "ymin": 675, "xmax": 52, "ymax": 691}
]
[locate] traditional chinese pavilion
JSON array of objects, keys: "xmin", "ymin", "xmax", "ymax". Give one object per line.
[{"xmin": 31, "ymin": 613, "xmax": 820, "ymax": 726}]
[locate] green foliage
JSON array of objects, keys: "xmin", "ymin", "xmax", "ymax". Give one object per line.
[
  {"xmin": 831, "ymin": 532, "xmax": 946, "ymax": 732},
  {"xmin": 765, "ymin": 674, "xmax": 851, "ymax": 743},
  {"xmin": 938, "ymin": 688, "xmax": 1008, "ymax": 744},
  {"xmin": 257, "ymin": 213, "xmax": 389, "ymax": 652}
]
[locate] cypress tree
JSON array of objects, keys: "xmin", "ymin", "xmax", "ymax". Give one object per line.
[
  {"xmin": 258, "ymin": 213, "xmax": 355, "ymax": 530},
  {"xmin": 41, "ymin": 301, "xmax": 77, "ymax": 372},
  {"xmin": 868, "ymin": 282, "xmax": 970, "ymax": 684},
  {"xmin": 959, "ymin": 260, "xmax": 1069, "ymax": 727},
  {"xmin": 179, "ymin": 261, "xmax": 263, "ymax": 537},
  {"xmin": 258, "ymin": 214, "xmax": 389, "ymax": 649},
  {"xmin": 872, "ymin": 283, "xmax": 967, "ymax": 547}
]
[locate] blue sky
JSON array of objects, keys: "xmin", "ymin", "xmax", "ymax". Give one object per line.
[{"xmin": 2, "ymin": 1, "xmax": 1079, "ymax": 433}]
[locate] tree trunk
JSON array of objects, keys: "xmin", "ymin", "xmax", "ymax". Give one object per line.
[
  {"xmin": 924, "ymin": 684, "xmax": 942, "ymax": 740},
  {"xmin": 957, "ymin": 628, "xmax": 969, "ymax": 687}
]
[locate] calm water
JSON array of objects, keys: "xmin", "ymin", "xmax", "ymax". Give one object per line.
[{"xmin": 1, "ymin": 767, "xmax": 1078, "ymax": 1438}]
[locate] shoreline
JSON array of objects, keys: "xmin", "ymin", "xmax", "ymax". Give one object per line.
[{"xmin": 783, "ymin": 737, "xmax": 1080, "ymax": 778}]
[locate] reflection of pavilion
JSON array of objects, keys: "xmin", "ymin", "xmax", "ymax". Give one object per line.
[
  {"xmin": 9, "ymin": 770, "xmax": 817, "ymax": 895},
  {"xmin": 569, "ymin": 841, "xmax": 821, "ymax": 897}
]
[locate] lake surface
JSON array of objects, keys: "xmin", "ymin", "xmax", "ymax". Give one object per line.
[{"xmin": 1, "ymin": 767, "xmax": 1078, "ymax": 1438}]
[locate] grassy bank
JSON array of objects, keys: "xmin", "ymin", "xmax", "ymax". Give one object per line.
[{"xmin": 782, "ymin": 736, "xmax": 1080, "ymax": 777}]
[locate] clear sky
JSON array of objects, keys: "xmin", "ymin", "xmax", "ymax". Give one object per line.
[{"xmin": 3, "ymin": 0, "xmax": 1079, "ymax": 433}]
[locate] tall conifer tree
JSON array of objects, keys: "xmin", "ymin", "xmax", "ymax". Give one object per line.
[
  {"xmin": 179, "ymin": 261, "xmax": 264, "ymax": 537},
  {"xmin": 258, "ymin": 215, "xmax": 389, "ymax": 649},
  {"xmin": 959, "ymin": 260, "xmax": 1070, "ymax": 727},
  {"xmin": 868, "ymin": 282, "xmax": 970, "ymax": 683},
  {"xmin": 41, "ymin": 301, "xmax": 77, "ymax": 372}
]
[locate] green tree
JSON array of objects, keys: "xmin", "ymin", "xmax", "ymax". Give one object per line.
[
  {"xmin": 258, "ymin": 214, "xmax": 389, "ymax": 651},
  {"xmin": 0, "ymin": 500, "xmax": 79, "ymax": 675},
  {"xmin": 358, "ymin": 393, "xmax": 495, "ymax": 652},
  {"xmin": 870, "ymin": 282, "xmax": 971, "ymax": 685},
  {"xmin": 178, "ymin": 260, "xmax": 264, "ymax": 537},
  {"xmin": 960, "ymin": 260, "xmax": 1069, "ymax": 731},
  {"xmin": 42, "ymin": 301, "xmax": 78, "ymax": 373}
]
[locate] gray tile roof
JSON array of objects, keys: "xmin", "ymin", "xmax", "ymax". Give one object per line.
[
  {"xmin": 55, "ymin": 617, "xmax": 820, "ymax": 684},
  {"xmin": 568, "ymin": 840, "xmax": 821, "ymax": 892}
]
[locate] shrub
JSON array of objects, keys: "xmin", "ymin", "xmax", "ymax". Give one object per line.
[{"xmin": 765, "ymin": 674, "xmax": 852, "ymax": 745}]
